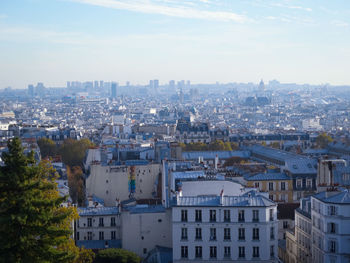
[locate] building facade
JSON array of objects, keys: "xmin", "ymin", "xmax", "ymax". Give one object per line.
[{"xmin": 172, "ymin": 193, "xmax": 278, "ymax": 262}]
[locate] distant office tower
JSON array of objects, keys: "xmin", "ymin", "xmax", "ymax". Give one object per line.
[
  {"xmin": 153, "ymin": 79, "xmax": 159, "ymax": 91},
  {"xmin": 100, "ymin": 80, "xmax": 104, "ymax": 89},
  {"xmin": 169, "ymin": 80, "xmax": 175, "ymax": 90},
  {"xmin": 94, "ymin": 80, "xmax": 99, "ymax": 89},
  {"xmin": 126, "ymin": 81, "xmax": 130, "ymax": 87},
  {"xmin": 149, "ymin": 80, "xmax": 154, "ymax": 89},
  {"xmin": 111, "ymin": 82, "xmax": 118, "ymax": 98},
  {"xmin": 66, "ymin": 81, "xmax": 71, "ymax": 89},
  {"xmin": 36, "ymin": 82, "xmax": 45, "ymax": 96},
  {"xmin": 28, "ymin": 84, "xmax": 34, "ymax": 97},
  {"xmin": 186, "ymin": 80, "xmax": 191, "ymax": 88},
  {"xmin": 177, "ymin": 80, "xmax": 185, "ymax": 90}
]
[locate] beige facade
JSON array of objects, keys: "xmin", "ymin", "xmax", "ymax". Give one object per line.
[
  {"xmin": 86, "ymin": 163, "xmax": 161, "ymax": 206},
  {"xmin": 286, "ymin": 230, "xmax": 297, "ymax": 263},
  {"xmin": 121, "ymin": 207, "xmax": 172, "ymax": 257}
]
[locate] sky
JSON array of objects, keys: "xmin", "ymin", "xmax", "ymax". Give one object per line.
[{"xmin": 0, "ymin": 0, "xmax": 350, "ymax": 89}]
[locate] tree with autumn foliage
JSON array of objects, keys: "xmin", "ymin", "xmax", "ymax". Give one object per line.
[
  {"xmin": 0, "ymin": 138, "xmax": 94, "ymax": 263},
  {"xmin": 67, "ymin": 166, "xmax": 85, "ymax": 206}
]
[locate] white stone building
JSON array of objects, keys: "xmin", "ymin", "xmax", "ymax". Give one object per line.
[
  {"xmin": 311, "ymin": 189, "xmax": 350, "ymax": 263},
  {"xmin": 172, "ymin": 190, "xmax": 278, "ymax": 262}
]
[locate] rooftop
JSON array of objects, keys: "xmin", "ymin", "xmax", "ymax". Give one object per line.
[
  {"xmin": 313, "ymin": 188, "xmax": 350, "ymax": 204},
  {"xmin": 78, "ymin": 206, "xmax": 119, "ymax": 216},
  {"xmin": 176, "ymin": 195, "xmax": 275, "ymax": 207}
]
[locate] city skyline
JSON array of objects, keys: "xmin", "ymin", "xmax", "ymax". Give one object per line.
[{"xmin": 1, "ymin": 0, "xmax": 350, "ymax": 89}]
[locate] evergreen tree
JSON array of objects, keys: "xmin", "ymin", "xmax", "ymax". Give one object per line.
[{"xmin": 0, "ymin": 138, "xmax": 93, "ymax": 263}]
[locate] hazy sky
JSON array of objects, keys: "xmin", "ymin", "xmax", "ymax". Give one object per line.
[{"xmin": 1, "ymin": 0, "xmax": 350, "ymax": 89}]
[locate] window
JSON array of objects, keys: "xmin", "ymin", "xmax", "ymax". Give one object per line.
[
  {"xmin": 111, "ymin": 231, "xmax": 116, "ymax": 240},
  {"xmin": 195, "ymin": 228, "xmax": 202, "ymax": 240},
  {"xmin": 210, "ymin": 228, "xmax": 216, "ymax": 241},
  {"xmin": 253, "ymin": 228, "xmax": 259, "ymax": 240},
  {"xmin": 99, "ymin": 231, "xmax": 104, "ymax": 240},
  {"xmin": 306, "ymin": 179, "xmax": 312, "ymax": 188},
  {"xmin": 87, "ymin": 232, "xmax": 92, "ymax": 240},
  {"xmin": 181, "ymin": 210, "xmax": 187, "ymax": 222},
  {"xmin": 238, "ymin": 210, "xmax": 245, "ymax": 222},
  {"xmin": 296, "ymin": 179, "xmax": 302, "ymax": 188},
  {"xmin": 239, "ymin": 246, "xmax": 245, "ymax": 258},
  {"xmin": 269, "ymin": 194, "xmax": 274, "ymax": 201},
  {"xmin": 111, "ymin": 217, "xmax": 116, "ymax": 226},
  {"xmin": 181, "ymin": 228, "xmax": 188, "ymax": 240},
  {"xmin": 76, "ymin": 232, "xmax": 79, "ymax": 241},
  {"xmin": 329, "ymin": 206, "xmax": 337, "ymax": 216},
  {"xmin": 269, "ymin": 209, "xmax": 274, "ymax": 221},
  {"xmin": 239, "ymin": 228, "xmax": 245, "ymax": 240},
  {"xmin": 210, "ymin": 210, "xmax": 216, "ymax": 222},
  {"xmin": 224, "ymin": 210, "xmax": 230, "ymax": 222},
  {"xmin": 253, "ymin": 210, "xmax": 259, "ymax": 222},
  {"xmin": 283, "ymin": 221, "xmax": 289, "ymax": 229},
  {"xmin": 181, "ymin": 246, "xmax": 188, "ymax": 258},
  {"xmin": 224, "ymin": 246, "xmax": 231, "ymax": 258},
  {"xmin": 224, "ymin": 228, "xmax": 231, "ymax": 240},
  {"xmin": 195, "ymin": 246, "xmax": 202, "ymax": 258},
  {"xmin": 281, "ymin": 182, "xmax": 286, "ymax": 190},
  {"xmin": 253, "ymin": 246, "xmax": 260, "ymax": 258},
  {"xmin": 99, "ymin": 217, "xmax": 104, "ymax": 227},
  {"xmin": 329, "ymin": 240, "xmax": 336, "ymax": 253},
  {"xmin": 87, "ymin": 218, "xmax": 92, "ymax": 227},
  {"xmin": 270, "ymin": 227, "xmax": 275, "ymax": 240},
  {"xmin": 143, "ymin": 248, "xmax": 147, "ymax": 254},
  {"xmin": 269, "ymin": 182, "xmax": 274, "ymax": 191},
  {"xmin": 210, "ymin": 246, "xmax": 217, "ymax": 258},
  {"xmin": 329, "ymin": 223, "xmax": 336, "ymax": 233},
  {"xmin": 195, "ymin": 209, "xmax": 202, "ymax": 222},
  {"xmin": 254, "ymin": 182, "xmax": 260, "ymax": 188},
  {"xmin": 270, "ymin": 245, "xmax": 275, "ymax": 257}
]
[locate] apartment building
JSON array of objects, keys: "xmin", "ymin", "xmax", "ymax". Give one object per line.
[{"xmin": 172, "ymin": 191, "xmax": 278, "ymax": 262}]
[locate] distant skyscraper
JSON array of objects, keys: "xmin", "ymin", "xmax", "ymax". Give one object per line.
[
  {"xmin": 169, "ymin": 80, "xmax": 175, "ymax": 90},
  {"xmin": 100, "ymin": 80, "xmax": 104, "ymax": 89},
  {"xmin": 111, "ymin": 82, "xmax": 117, "ymax": 98},
  {"xmin": 66, "ymin": 81, "xmax": 71, "ymax": 89},
  {"xmin": 94, "ymin": 80, "xmax": 99, "ymax": 89},
  {"xmin": 153, "ymin": 79, "xmax": 159, "ymax": 91},
  {"xmin": 186, "ymin": 80, "xmax": 191, "ymax": 88},
  {"xmin": 149, "ymin": 80, "xmax": 154, "ymax": 89},
  {"xmin": 126, "ymin": 81, "xmax": 130, "ymax": 87},
  {"xmin": 28, "ymin": 84, "xmax": 34, "ymax": 97}
]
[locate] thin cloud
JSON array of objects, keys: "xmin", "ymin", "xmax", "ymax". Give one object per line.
[
  {"xmin": 331, "ymin": 20, "xmax": 349, "ymax": 27},
  {"xmin": 270, "ymin": 2, "xmax": 312, "ymax": 12},
  {"xmin": 71, "ymin": 0, "xmax": 249, "ymax": 23}
]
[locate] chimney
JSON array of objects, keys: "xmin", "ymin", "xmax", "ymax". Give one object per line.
[
  {"xmin": 88, "ymin": 196, "xmax": 93, "ymax": 208},
  {"xmin": 215, "ymin": 155, "xmax": 219, "ymax": 169},
  {"xmin": 177, "ymin": 189, "xmax": 183, "ymax": 204},
  {"xmin": 220, "ymin": 188, "xmax": 224, "ymax": 205},
  {"xmin": 116, "ymin": 198, "xmax": 120, "ymax": 208}
]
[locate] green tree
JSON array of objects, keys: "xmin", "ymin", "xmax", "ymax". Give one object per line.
[
  {"xmin": 0, "ymin": 138, "xmax": 93, "ymax": 263},
  {"xmin": 37, "ymin": 138, "xmax": 57, "ymax": 158},
  {"xmin": 315, "ymin": 132, "xmax": 333, "ymax": 149},
  {"xmin": 95, "ymin": 248, "xmax": 140, "ymax": 263},
  {"xmin": 59, "ymin": 138, "xmax": 94, "ymax": 167}
]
